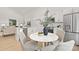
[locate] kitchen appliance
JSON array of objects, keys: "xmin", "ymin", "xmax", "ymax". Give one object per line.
[{"xmin": 63, "ymin": 12, "xmax": 79, "ymax": 45}]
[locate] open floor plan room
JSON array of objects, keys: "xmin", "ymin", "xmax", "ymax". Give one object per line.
[{"xmin": 0, "ymin": 7, "xmax": 79, "ymax": 51}]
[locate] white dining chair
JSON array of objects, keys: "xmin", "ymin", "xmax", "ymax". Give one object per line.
[
  {"xmin": 49, "ymin": 29, "xmax": 65, "ymax": 47},
  {"xmin": 54, "ymin": 28, "xmax": 65, "ymax": 45},
  {"xmin": 41, "ymin": 40, "xmax": 75, "ymax": 51},
  {"xmin": 55, "ymin": 40, "xmax": 75, "ymax": 51},
  {"xmin": 41, "ymin": 29, "xmax": 65, "ymax": 51},
  {"xmin": 19, "ymin": 28, "xmax": 39, "ymax": 51}
]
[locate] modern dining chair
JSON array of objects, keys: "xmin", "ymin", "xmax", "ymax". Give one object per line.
[
  {"xmin": 42, "ymin": 28, "xmax": 65, "ymax": 51},
  {"xmin": 19, "ymin": 28, "xmax": 39, "ymax": 51},
  {"xmin": 55, "ymin": 40, "xmax": 75, "ymax": 51},
  {"xmin": 49, "ymin": 29, "xmax": 65, "ymax": 47},
  {"xmin": 41, "ymin": 40, "xmax": 75, "ymax": 51},
  {"xmin": 54, "ymin": 28, "xmax": 65, "ymax": 45}
]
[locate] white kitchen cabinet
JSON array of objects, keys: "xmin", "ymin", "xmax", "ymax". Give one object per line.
[
  {"xmin": 63, "ymin": 14, "xmax": 73, "ymax": 32},
  {"xmin": 64, "ymin": 32, "xmax": 79, "ymax": 45},
  {"xmin": 63, "ymin": 8, "xmax": 79, "ymax": 15},
  {"xmin": 73, "ymin": 8, "xmax": 79, "ymax": 12}
]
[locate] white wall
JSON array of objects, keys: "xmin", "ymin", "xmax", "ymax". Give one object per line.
[
  {"xmin": 2, "ymin": 7, "xmax": 78, "ymax": 27},
  {"xmin": 24, "ymin": 7, "xmax": 64, "ymax": 28},
  {"xmin": 24, "ymin": 7, "xmax": 64, "ymax": 31},
  {"xmin": 24, "ymin": 7, "xmax": 64, "ymax": 34},
  {"xmin": 0, "ymin": 7, "xmax": 23, "ymax": 26},
  {"xmin": 26, "ymin": 7, "xmax": 79, "ymax": 23}
]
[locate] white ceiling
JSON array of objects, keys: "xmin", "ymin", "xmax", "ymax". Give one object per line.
[
  {"xmin": 9, "ymin": 7, "xmax": 40, "ymax": 16},
  {"xmin": 9, "ymin": 7, "xmax": 75, "ymax": 17}
]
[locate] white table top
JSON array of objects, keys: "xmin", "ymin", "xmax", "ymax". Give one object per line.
[{"xmin": 30, "ymin": 32, "xmax": 58, "ymax": 42}]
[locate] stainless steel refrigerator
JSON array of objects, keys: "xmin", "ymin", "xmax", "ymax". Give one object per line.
[{"xmin": 63, "ymin": 12, "xmax": 79, "ymax": 45}]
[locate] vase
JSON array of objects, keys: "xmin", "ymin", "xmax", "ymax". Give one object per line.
[{"xmin": 43, "ymin": 27, "xmax": 48, "ymax": 35}]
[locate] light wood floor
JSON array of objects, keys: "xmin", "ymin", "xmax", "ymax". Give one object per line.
[
  {"xmin": 0, "ymin": 35, "xmax": 22, "ymax": 51},
  {"xmin": 0, "ymin": 35, "xmax": 79, "ymax": 51},
  {"xmin": 73, "ymin": 45, "xmax": 79, "ymax": 51}
]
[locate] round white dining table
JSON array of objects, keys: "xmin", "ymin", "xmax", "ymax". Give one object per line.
[
  {"xmin": 30, "ymin": 32, "xmax": 58, "ymax": 42},
  {"xmin": 29, "ymin": 32, "xmax": 58, "ymax": 48}
]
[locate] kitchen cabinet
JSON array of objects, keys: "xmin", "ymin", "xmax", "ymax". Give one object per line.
[
  {"xmin": 64, "ymin": 32, "xmax": 77, "ymax": 42},
  {"xmin": 63, "ymin": 11, "xmax": 79, "ymax": 45},
  {"xmin": 73, "ymin": 8, "xmax": 79, "ymax": 12},
  {"xmin": 63, "ymin": 14, "xmax": 73, "ymax": 32}
]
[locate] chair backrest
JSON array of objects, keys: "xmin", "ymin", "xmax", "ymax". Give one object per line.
[
  {"xmin": 62, "ymin": 40, "xmax": 75, "ymax": 51},
  {"xmin": 55, "ymin": 40, "xmax": 75, "ymax": 51},
  {"xmin": 19, "ymin": 28, "xmax": 28, "ymax": 46},
  {"xmin": 23, "ymin": 27, "xmax": 28, "ymax": 37},
  {"xmin": 56, "ymin": 29, "xmax": 65, "ymax": 42}
]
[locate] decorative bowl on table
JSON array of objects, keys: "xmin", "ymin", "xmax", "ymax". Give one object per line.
[{"xmin": 38, "ymin": 32, "xmax": 43, "ymax": 36}]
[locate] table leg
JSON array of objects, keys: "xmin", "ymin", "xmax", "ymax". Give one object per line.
[
  {"xmin": 38, "ymin": 42, "xmax": 48, "ymax": 48},
  {"xmin": 45, "ymin": 42, "xmax": 49, "ymax": 46},
  {"xmin": 42, "ymin": 42, "xmax": 45, "ymax": 47}
]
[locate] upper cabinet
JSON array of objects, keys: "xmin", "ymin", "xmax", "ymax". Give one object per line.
[
  {"xmin": 73, "ymin": 8, "xmax": 79, "ymax": 12},
  {"xmin": 63, "ymin": 7, "xmax": 79, "ymax": 15}
]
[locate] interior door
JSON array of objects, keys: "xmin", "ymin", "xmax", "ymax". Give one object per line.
[{"xmin": 63, "ymin": 14, "xmax": 73, "ymax": 32}]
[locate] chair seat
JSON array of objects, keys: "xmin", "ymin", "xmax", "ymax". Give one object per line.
[
  {"xmin": 53, "ymin": 40, "xmax": 60, "ymax": 45},
  {"xmin": 41, "ymin": 40, "xmax": 75, "ymax": 51},
  {"xmin": 23, "ymin": 41, "xmax": 39, "ymax": 51},
  {"xmin": 55, "ymin": 40, "xmax": 75, "ymax": 51}
]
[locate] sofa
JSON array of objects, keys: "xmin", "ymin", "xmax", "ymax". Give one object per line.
[{"xmin": 3, "ymin": 26, "xmax": 16, "ymax": 36}]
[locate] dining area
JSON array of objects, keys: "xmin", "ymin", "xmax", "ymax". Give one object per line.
[
  {"xmin": 17, "ymin": 27, "xmax": 75, "ymax": 51},
  {"xmin": 15, "ymin": 8, "xmax": 75, "ymax": 51}
]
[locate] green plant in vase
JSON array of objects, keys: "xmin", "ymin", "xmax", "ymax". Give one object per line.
[{"xmin": 40, "ymin": 10, "xmax": 53, "ymax": 35}]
